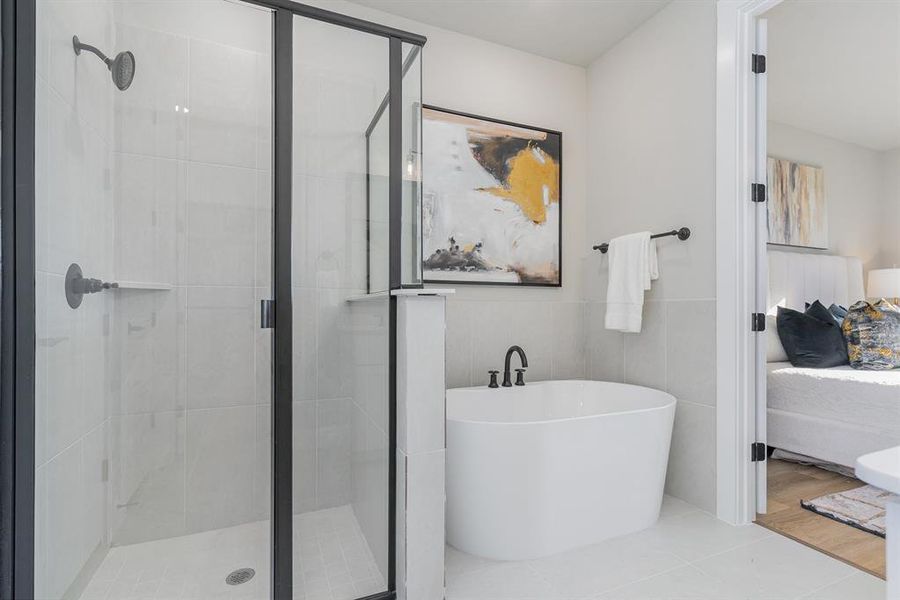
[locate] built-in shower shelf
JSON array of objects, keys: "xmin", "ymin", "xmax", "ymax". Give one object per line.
[
  {"xmin": 114, "ymin": 281, "xmax": 174, "ymax": 291},
  {"xmin": 346, "ymin": 288, "xmax": 456, "ymax": 302}
]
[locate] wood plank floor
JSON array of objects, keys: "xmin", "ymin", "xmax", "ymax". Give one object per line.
[{"xmin": 755, "ymin": 458, "xmax": 885, "ymax": 579}]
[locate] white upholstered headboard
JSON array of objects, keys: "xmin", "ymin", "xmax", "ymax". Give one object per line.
[{"xmin": 766, "ymin": 250, "xmax": 865, "ymax": 361}]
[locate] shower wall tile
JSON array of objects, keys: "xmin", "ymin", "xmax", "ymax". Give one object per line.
[
  {"xmin": 314, "ymin": 176, "xmax": 355, "ymax": 290},
  {"xmin": 82, "ymin": 422, "xmax": 108, "ymax": 560},
  {"xmin": 80, "ymin": 295, "xmax": 112, "ymax": 433},
  {"xmin": 44, "ymin": 0, "xmax": 113, "ymax": 143},
  {"xmin": 316, "ymin": 398, "xmax": 353, "ymax": 508},
  {"xmin": 256, "ymin": 52, "xmax": 273, "ymax": 174},
  {"xmin": 255, "ymin": 172, "xmax": 273, "ymax": 289},
  {"xmin": 187, "ymin": 38, "xmax": 260, "ymax": 169},
  {"xmin": 42, "ymin": 270, "xmax": 84, "ymax": 461},
  {"xmin": 114, "ymin": 154, "xmax": 183, "ymax": 284},
  {"xmin": 184, "ymin": 286, "xmax": 255, "ymax": 409},
  {"xmin": 292, "ymin": 287, "xmax": 318, "ymax": 402},
  {"xmin": 110, "ymin": 410, "xmax": 186, "ymax": 545},
  {"xmin": 251, "ymin": 404, "xmax": 271, "ymax": 522},
  {"xmin": 184, "ymin": 406, "xmax": 256, "ymax": 534},
  {"xmin": 184, "ymin": 162, "xmax": 257, "ymax": 287},
  {"xmin": 114, "ymin": 24, "xmax": 188, "ymax": 160},
  {"xmin": 291, "ymin": 174, "xmax": 318, "ymax": 289},
  {"xmin": 348, "ymin": 297, "xmax": 391, "ymax": 577},
  {"xmin": 117, "ymin": 289, "xmax": 180, "ymax": 415},
  {"xmin": 45, "ymin": 90, "xmax": 115, "ymax": 278},
  {"xmin": 293, "ymin": 400, "xmax": 318, "ymax": 513},
  {"xmin": 35, "ymin": 5, "xmax": 117, "ymax": 590},
  {"xmin": 348, "ymin": 300, "xmax": 389, "ymax": 432},
  {"xmin": 45, "ymin": 441, "xmax": 85, "ymax": 600},
  {"xmin": 316, "ymin": 289, "xmax": 355, "ymax": 401}
]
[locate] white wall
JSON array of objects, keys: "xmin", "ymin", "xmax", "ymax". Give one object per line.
[
  {"xmin": 307, "ymin": 0, "xmax": 591, "ymax": 389},
  {"xmin": 585, "ymin": 0, "xmax": 718, "ymax": 513},
  {"xmin": 768, "ymin": 121, "xmax": 885, "ymax": 272},
  {"xmin": 880, "ymin": 150, "xmax": 900, "ymax": 269}
]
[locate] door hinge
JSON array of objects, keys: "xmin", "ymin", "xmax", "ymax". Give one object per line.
[
  {"xmin": 260, "ymin": 299, "xmax": 275, "ymax": 329},
  {"xmin": 751, "ymin": 183, "xmax": 767, "ymax": 203},
  {"xmin": 751, "ymin": 442, "xmax": 767, "ymax": 462},
  {"xmin": 751, "ymin": 312, "xmax": 766, "ymax": 332},
  {"xmin": 752, "ymin": 53, "xmax": 767, "ymax": 74}
]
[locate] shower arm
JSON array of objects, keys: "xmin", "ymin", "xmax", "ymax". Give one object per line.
[{"xmin": 72, "ymin": 36, "xmax": 112, "ymax": 67}]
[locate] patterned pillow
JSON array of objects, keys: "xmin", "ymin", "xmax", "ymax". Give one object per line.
[{"xmin": 841, "ymin": 300, "xmax": 900, "ymax": 370}]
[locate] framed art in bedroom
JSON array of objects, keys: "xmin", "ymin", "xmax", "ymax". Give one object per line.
[
  {"xmin": 767, "ymin": 156, "xmax": 828, "ymax": 249},
  {"xmin": 421, "ymin": 105, "xmax": 562, "ymax": 286}
]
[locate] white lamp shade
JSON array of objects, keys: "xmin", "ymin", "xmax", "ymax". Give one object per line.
[{"xmin": 867, "ymin": 268, "xmax": 900, "ymax": 299}]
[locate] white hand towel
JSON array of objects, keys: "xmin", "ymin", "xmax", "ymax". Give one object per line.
[{"xmin": 604, "ymin": 232, "xmax": 659, "ymax": 333}]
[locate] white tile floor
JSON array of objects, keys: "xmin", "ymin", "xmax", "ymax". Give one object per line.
[
  {"xmin": 445, "ymin": 495, "xmax": 887, "ymax": 600},
  {"xmin": 78, "ymin": 506, "xmax": 385, "ymax": 600}
]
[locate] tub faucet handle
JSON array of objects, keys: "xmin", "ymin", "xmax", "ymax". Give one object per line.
[
  {"xmin": 515, "ymin": 368, "xmax": 526, "ymax": 386},
  {"xmin": 488, "ymin": 370, "xmax": 500, "ymax": 388}
]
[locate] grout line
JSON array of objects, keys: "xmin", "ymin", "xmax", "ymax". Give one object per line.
[{"xmin": 592, "ymin": 560, "xmax": 694, "ymax": 598}]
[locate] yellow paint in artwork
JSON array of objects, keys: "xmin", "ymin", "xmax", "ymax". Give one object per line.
[{"xmin": 482, "ymin": 144, "xmax": 559, "ymax": 224}]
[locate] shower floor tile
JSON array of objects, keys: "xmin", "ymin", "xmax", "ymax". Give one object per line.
[{"xmin": 78, "ymin": 505, "xmax": 385, "ymax": 600}]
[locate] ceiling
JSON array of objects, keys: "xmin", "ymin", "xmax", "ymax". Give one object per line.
[
  {"xmin": 347, "ymin": 0, "xmax": 669, "ymax": 66},
  {"xmin": 766, "ymin": 0, "xmax": 900, "ymax": 151}
]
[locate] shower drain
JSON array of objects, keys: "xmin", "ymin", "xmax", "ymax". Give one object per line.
[{"xmin": 225, "ymin": 568, "xmax": 256, "ymax": 586}]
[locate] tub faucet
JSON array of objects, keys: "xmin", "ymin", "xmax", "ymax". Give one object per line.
[{"xmin": 502, "ymin": 346, "xmax": 528, "ymax": 387}]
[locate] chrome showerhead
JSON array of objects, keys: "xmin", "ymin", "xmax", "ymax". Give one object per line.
[{"xmin": 73, "ymin": 35, "xmax": 135, "ymax": 91}]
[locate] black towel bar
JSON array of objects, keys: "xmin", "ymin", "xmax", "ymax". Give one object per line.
[{"xmin": 592, "ymin": 227, "xmax": 691, "ymax": 254}]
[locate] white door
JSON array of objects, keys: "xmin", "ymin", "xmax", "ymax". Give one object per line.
[{"xmin": 754, "ymin": 17, "xmax": 769, "ymax": 514}]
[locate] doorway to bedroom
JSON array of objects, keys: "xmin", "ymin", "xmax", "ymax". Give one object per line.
[{"xmin": 752, "ymin": 0, "xmax": 900, "ymax": 579}]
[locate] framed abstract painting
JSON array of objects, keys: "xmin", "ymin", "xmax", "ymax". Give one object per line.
[
  {"xmin": 422, "ymin": 106, "xmax": 562, "ymax": 286},
  {"xmin": 767, "ymin": 157, "xmax": 828, "ymax": 249}
]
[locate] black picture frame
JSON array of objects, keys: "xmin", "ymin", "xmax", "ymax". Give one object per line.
[{"xmin": 421, "ymin": 105, "xmax": 563, "ymax": 288}]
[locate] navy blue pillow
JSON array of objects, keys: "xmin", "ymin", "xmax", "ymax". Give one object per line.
[
  {"xmin": 803, "ymin": 300, "xmax": 847, "ymax": 326},
  {"xmin": 777, "ymin": 305, "xmax": 849, "ymax": 368}
]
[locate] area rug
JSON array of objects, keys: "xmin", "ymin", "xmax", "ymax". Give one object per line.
[{"xmin": 800, "ymin": 485, "xmax": 895, "ymax": 538}]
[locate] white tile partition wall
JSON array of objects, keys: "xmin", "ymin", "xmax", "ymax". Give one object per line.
[{"xmin": 396, "ymin": 293, "xmax": 449, "ymax": 600}]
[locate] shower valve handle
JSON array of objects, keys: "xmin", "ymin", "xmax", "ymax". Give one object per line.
[{"xmin": 65, "ymin": 263, "xmax": 118, "ymax": 309}]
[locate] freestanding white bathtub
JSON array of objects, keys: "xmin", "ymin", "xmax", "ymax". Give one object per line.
[{"xmin": 446, "ymin": 380, "xmax": 676, "ymax": 561}]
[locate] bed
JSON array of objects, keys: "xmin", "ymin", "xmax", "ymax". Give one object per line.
[{"xmin": 766, "ymin": 251, "xmax": 900, "ymax": 468}]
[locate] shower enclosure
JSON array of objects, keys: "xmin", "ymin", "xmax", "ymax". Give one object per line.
[{"xmin": 0, "ymin": 1, "xmax": 424, "ymax": 599}]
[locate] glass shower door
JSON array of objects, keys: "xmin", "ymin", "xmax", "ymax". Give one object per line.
[
  {"xmin": 291, "ymin": 15, "xmax": 391, "ymax": 600},
  {"xmin": 33, "ymin": 1, "xmax": 273, "ymax": 598}
]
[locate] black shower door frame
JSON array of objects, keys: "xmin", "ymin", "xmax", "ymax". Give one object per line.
[{"xmin": 0, "ymin": 1, "xmax": 425, "ymax": 599}]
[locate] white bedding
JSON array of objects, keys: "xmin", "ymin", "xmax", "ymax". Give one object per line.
[{"xmin": 767, "ymin": 362, "xmax": 900, "ymax": 467}]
